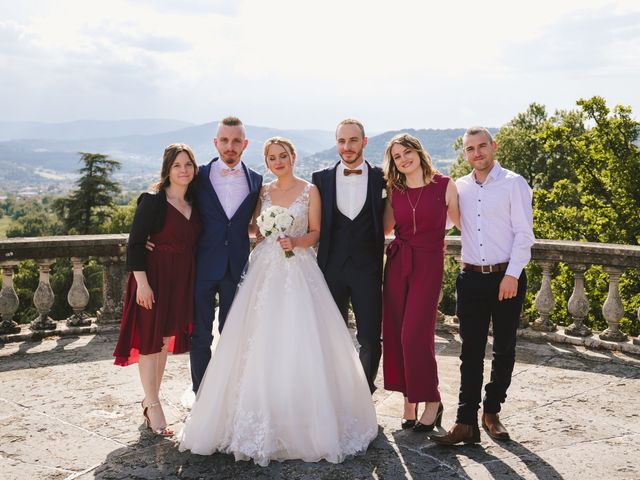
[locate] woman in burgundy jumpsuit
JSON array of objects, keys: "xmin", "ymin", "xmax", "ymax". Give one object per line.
[{"xmin": 382, "ymin": 134, "xmax": 460, "ymax": 432}]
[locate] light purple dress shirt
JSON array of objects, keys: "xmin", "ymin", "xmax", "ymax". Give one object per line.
[
  {"xmin": 456, "ymin": 161, "xmax": 535, "ymax": 279},
  {"xmin": 209, "ymin": 159, "xmax": 250, "ymax": 219}
]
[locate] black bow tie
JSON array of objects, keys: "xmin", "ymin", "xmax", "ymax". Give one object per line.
[{"xmin": 344, "ymin": 169, "xmax": 362, "ymax": 176}]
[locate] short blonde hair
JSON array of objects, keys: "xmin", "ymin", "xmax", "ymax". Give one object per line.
[{"xmin": 336, "ymin": 118, "xmax": 365, "ymax": 138}]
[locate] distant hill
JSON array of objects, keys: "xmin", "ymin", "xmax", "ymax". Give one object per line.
[
  {"xmin": 0, "ymin": 122, "xmax": 495, "ymax": 195},
  {"xmin": 0, "ymin": 119, "xmax": 195, "ymax": 141},
  {"xmin": 0, "ymin": 121, "xmax": 336, "ymax": 193},
  {"xmin": 301, "ymin": 128, "xmax": 477, "ymax": 174}
]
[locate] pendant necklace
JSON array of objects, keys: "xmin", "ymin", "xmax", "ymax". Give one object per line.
[{"xmin": 406, "ymin": 186, "xmax": 425, "ymax": 234}]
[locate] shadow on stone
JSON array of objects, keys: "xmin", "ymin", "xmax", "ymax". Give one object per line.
[
  {"xmin": 0, "ymin": 333, "xmax": 119, "ymax": 372},
  {"xmin": 435, "ymin": 330, "xmax": 640, "ymax": 381},
  {"xmin": 90, "ymin": 425, "xmax": 407, "ymax": 480},
  {"xmin": 422, "ymin": 440, "xmax": 563, "ymax": 480}
]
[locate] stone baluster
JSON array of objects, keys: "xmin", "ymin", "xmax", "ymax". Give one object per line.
[
  {"xmin": 600, "ymin": 267, "xmax": 627, "ymax": 342},
  {"xmin": 518, "ymin": 305, "xmax": 528, "ymax": 330},
  {"xmin": 565, "ymin": 264, "xmax": 592, "ymax": 337},
  {"xmin": 66, "ymin": 257, "xmax": 91, "ymax": 326},
  {"xmin": 30, "ymin": 259, "xmax": 56, "ymax": 330},
  {"xmin": 96, "ymin": 254, "xmax": 127, "ymax": 324},
  {"xmin": 634, "ymin": 306, "xmax": 640, "ymax": 346},
  {"xmin": 532, "ymin": 260, "xmax": 557, "ymax": 332},
  {"xmin": 0, "ymin": 262, "xmax": 21, "ymax": 334}
]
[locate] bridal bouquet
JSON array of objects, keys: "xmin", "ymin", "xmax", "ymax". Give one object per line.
[{"xmin": 257, "ymin": 206, "xmax": 295, "ymax": 258}]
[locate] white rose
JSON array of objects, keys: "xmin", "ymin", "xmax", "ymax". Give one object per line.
[
  {"xmin": 262, "ymin": 215, "xmax": 276, "ymax": 232},
  {"xmin": 274, "ymin": 212, "xmax": 293, "ymax": 232},
  {"xmin": 270, "ymin": 206, "xmax": 286, "ymax": 217}
]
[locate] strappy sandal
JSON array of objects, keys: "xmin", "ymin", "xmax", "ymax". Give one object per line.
[{"xmin": 142, "ymin": 401, "xmax": 174, "ymax": 437}]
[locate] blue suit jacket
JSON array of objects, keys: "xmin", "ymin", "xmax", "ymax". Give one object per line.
[{"xmin": 195, "ymin": 158, "xmax": 263, "ymax": 283}]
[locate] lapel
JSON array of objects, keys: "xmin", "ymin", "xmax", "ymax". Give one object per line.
[
  {"xmin": 366, "ymin": 160, "xmax": 381, "ymax": 235},
  {"xmin": 323, "ymin": 162, "xmax": 339, "ymax": 231},
  {"xmin": 200, "ymin": 158, "xmax": 228, "ymax": 220},
  {"xmin": 230, "ymin": 162, "xmax": 258, "ymax": 221}
]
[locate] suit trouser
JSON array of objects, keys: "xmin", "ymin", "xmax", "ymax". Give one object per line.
[
  {"xmin": 324, "ymin": 258, "xmax": 382, "ymax": 394},
  {"xmin": 455, "ymin": 269, "xmax": 527, "ymax": 426},
  {"xmin": 190, "ymin": 267, "xmax": 238, "ymax": 393}
]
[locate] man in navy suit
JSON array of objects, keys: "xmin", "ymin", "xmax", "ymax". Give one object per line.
[
  {"xmin": 190, "ymin": 116, "xmax": 262, "ymax": 393},
  {"xmin": 312, "ymin": 119, "xmax": 385, "ymax": 393}
]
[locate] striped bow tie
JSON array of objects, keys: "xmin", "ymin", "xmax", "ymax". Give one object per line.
[{"xmin": 220, "ymin": 168, "xmax": 241, "ymax": 177}]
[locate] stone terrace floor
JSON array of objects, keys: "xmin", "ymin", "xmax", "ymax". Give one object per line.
[{"xmin": 1, "ymin": 328, "xmax": 639, "ymax": 480}]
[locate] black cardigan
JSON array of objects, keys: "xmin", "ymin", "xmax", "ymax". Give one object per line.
[{"xmin": 126, "ymin": 190, "xmax": 168, "ymax": 271}]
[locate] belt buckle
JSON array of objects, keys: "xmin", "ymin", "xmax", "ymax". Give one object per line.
[{"xmin": 481, "ymin": 264, "xmax": 493, "ymax": 274}]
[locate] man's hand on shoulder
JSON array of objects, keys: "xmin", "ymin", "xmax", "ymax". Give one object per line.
[
  {"xmin": 145, "ymin": 236, "xmax": 155, "ymax": 252},
  {"xmin": 498, "ymin": 275, "xmax": 518, "ymax": 301}
]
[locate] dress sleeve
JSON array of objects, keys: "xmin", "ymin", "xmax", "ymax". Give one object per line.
[{"xmin": 126, "ymin": 193, "xmax": 159, "ymax": 271}]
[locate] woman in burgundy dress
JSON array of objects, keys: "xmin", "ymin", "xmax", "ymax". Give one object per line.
[
  {"xmin": 382, "ymin": 134, "xmax": 460, "ymax": 432},
  {"xmin": 114, "ymin": 143, "xmax": 202, "ymax": 436}
]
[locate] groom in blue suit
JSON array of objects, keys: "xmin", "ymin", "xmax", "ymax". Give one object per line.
[{"xmin": 191, "ymin": 116, "xmax": 262, "ymax": 393}]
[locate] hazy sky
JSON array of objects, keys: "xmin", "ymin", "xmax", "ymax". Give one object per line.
[{"xmin": 2, "ymin": 0, "xmax": 639, "ymax": 131}]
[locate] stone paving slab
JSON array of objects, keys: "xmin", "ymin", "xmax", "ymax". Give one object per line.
[{"xmin": 1, "ymin": 330, "xmax": 639, "ymax": 479}]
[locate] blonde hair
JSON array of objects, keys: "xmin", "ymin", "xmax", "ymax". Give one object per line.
[
  {"xmin": 383, "ymin": 133, "xmax": 438, "ymax": 192},
  {"xmin": 263, "ymin": 136, "xmax": 296, "ymax": 167}
]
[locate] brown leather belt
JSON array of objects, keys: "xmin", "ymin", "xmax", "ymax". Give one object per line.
[{"xmin": 463, "ymin": 262, "xmax": 509, "ymax": 274}]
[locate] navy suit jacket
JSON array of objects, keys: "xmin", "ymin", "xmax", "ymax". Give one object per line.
[
  {"xmin": 312, "ymin": 160, "xmax": 385, "ymax": 272},
  {"xmin": 195, "ymin": 158, "xmax": 262, "ymax": 283}
]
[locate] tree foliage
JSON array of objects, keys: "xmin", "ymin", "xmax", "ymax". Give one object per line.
[
  {"xmin": 442, "ymin": 97, "xmax": 639, "ymax": 336},
  {"xmin": 53, "ymin": 152, "xmax": 121, "ymax": 234}
]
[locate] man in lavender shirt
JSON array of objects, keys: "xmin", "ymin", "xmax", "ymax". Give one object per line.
[
  {"xmin": 432, "ymin": 126, "xmax": 534, "ymax": 445},
  {"xmin": 190, "ymin": 116, "xmax": 262, "ymax": 393}
]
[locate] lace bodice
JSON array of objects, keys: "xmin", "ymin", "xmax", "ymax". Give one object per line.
[{"xmin": 261, "ymin": 182, "xmax": 311, "ymax": 239}]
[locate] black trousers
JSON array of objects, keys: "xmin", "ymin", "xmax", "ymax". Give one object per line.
[
  {"xmin": 455, "ymin": 269, "xmax": 527, "ymax": 425},
  {"xmin": 323, "ymin": 258, "xmax": 382, "ymax": 393}
]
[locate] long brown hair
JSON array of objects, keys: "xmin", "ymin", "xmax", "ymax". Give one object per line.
[
  {"xmin": 383, "ymin": 133, "xmax": 438, "ymax": 192},
  {"xmin": 153, "ymin": 143, "xmax": 198, "ymax": 203}
]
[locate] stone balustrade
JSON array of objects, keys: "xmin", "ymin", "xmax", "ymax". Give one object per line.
[
  {"xmin": 0, "ymin": 235, "xmax": 128, "ymax": 339},
  {"xmin": 1, "ymin": 235, "xmax": 639, "ymax": 352}
]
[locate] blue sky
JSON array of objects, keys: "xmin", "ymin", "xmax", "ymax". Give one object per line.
[{"xmin": 1, "ymin": 0, "xmax": 639, "ymax": 131}]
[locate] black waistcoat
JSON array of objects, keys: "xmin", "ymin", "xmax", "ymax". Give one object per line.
[{"xmin": 328, "ymin": 184, "xmax": 378, "ymax": 268}]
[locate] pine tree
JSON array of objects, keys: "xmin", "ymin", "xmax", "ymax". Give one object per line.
[{"xmin": 54, "ymin": 152, "xmax": 122, "ymax": 234}]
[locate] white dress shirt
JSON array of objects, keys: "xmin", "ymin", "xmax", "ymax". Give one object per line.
[
  {"xmin": 209, "ymin": 159, "xmax": 250, "ymax": 219},
  {"xmin": 456, "ymin": 161, "xmax": 534, "ymax": 279},
  {"xmin": 336, "ymin": 161, "xmax": 368, "ymax": 220}
]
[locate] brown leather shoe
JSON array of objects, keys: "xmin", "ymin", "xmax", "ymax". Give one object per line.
[
  {"xmin": 430, "ymin": 423, "xmax": 481, "ymax": 445},
  {"xmin": 482, "ymin": 413, "xmax": 510, "ymax": 441}
]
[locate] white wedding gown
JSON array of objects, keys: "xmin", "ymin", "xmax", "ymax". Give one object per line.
[{"xmin": 178, "ymin": 183, "xmax": 378, "ymax": 466}]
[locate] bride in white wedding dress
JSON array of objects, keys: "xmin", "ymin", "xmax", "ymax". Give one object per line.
[{"xmin": 178, "ymin": 137, "xmax": 378, "ymax": 466}]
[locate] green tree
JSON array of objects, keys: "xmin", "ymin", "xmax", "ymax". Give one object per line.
[
  {"xmin": 53, "ymin": 152, "xmax": 122, "ymax": 234},
  {"xmin": 6, "ymin": 211, "xmax": 62, "ymax": 238},
  {"xmin": 532, "ymin": 97, "xmax": 640, "ymax": 335},
  {"xmin": 442, "ymin": 97, "xmax": 640, "ymax": 335}
]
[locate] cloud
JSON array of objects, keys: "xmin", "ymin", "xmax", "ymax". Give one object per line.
[
  {"xmin": 81, "ymin": 21, "xmax": 192, "ymax": 53},
  {"xmin": 504, "ymin": 9, "xmax": 640, "ymax": 76},
  {"xmin": 135, "ymin": 0, "xmax": 240, "ymax": 16}
]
